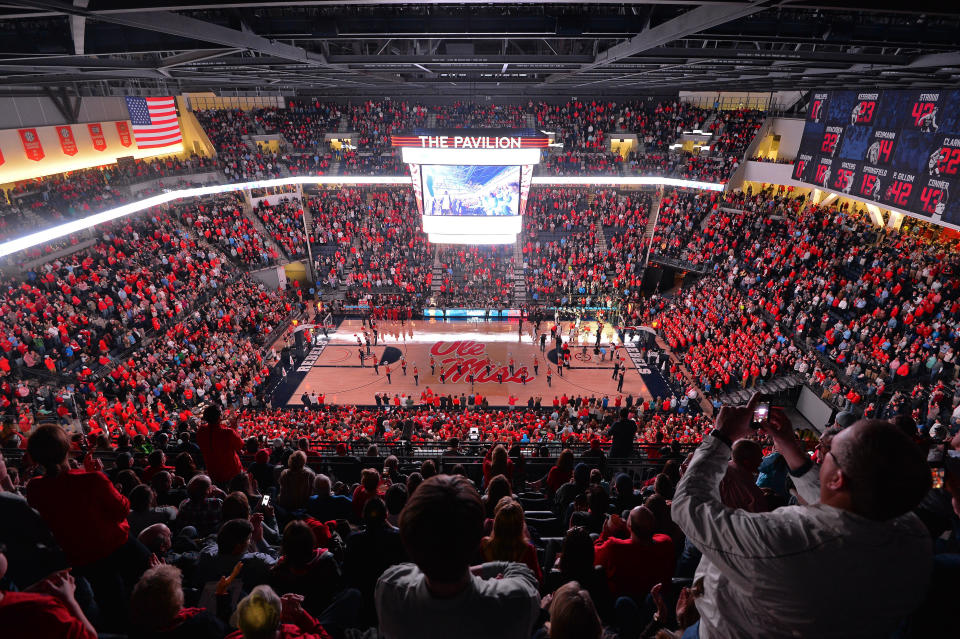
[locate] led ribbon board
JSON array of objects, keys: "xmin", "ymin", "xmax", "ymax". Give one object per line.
[{"xmin": 0, "ymin": 174, "xmax": 726, "ymax": 258}]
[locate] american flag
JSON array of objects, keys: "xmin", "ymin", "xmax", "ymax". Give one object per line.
[{"xmin": 124, "ymin": 96, "xmax": 182, "ymax": 149}]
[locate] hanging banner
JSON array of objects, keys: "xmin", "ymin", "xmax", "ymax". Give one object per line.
[
  {"xmin": 88, "ymin": 122, "xmax": 107, "ymax": 151},
  {"xmin": 18, "ymin": 128, "xmax": 44, "ymax": 161},
  {"xmin": 57, "ymin": 125, "xmax": 78, "ymax": 156},
  {"xmin": 116, "ymin": 121, "xmax": 132, "ymax": 147}
]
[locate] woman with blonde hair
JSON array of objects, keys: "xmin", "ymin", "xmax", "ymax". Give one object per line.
[
  {"xmin": 277, "ymin": 450, "xmax": 315, "ymax": 510},
  {"xmin": 481, "ymin": 497, "xmax": 542, "ymax": 583}
]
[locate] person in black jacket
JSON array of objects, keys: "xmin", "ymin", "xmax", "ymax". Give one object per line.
[
  {"xmin": 606, "ymin": 409, "xmax": 637, "ymax": 458},
  {"xmin": 343, "ymin": 498, "xmax": 406, "ymax": 625}
]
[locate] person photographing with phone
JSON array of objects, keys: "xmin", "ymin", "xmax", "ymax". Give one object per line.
[{"xmin": 671, "ymin": 393, "xmax": 933, "ymax": 639}]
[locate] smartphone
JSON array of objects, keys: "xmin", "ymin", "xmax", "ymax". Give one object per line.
[
  {"xmin": 261, "ymin": 495, "xmax": 270, "ymax": 507},
  {"xmin": 752, "ymin": 403, "xmax": 770, "ymax": 428},
  {"xmin": 931, "ymin": 468, "xmax": 945, "ymax": 490}
]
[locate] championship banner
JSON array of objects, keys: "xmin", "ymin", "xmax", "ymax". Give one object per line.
[
  {"xmin": 116, "ymin": 121, "xmax": 132, "ymax": 147},
  {"xmin": 88, "ymin": 123, "xmax": 107, "ymax": 151},
  {"xmin": 57, "ymin": 125, "xmax": 78, "ymax": 156},
  {"xmin": 18, "ymin": 128, "xmax": 44, "ymax": 161}
]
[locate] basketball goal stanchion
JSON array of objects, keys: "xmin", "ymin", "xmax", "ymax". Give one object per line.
[{"xmin": 321, "ymin": 312, "xmax": 333, "ymax": 338}]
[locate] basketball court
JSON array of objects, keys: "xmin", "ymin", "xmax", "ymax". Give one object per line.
[{"xmin": 285, "ymin": 318, "xmax": 653, "ymax": 406}]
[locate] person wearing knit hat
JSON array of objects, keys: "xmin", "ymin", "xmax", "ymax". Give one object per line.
[{"xmin": 835, "ymin": 411, "xmax": 856, "ymax": 429}]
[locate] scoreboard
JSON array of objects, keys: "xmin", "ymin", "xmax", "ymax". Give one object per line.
[{"xmin": 792, "ymin": 89, "xmax": 960, "ymax": 227}]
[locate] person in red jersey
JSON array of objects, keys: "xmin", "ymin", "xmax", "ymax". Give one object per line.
[
  {"xmin": 0, "ymin": 546, "xmax": 97, "ymax": 639},
  {"xmin": 25, "ymin": 424, "xmax": 150, "ymax": 631},
  {"xmin": 196, "ymin": 404, "xmax": 244, "ymax": 485},
  {"xmin": 594, "ymin": 506, "xmax": 674, "ymax": 604}
]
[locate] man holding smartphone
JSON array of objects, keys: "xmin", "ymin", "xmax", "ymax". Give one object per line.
[{"xmin": 672, "ymin": 393, "xmax": 932, "ymax": 638}]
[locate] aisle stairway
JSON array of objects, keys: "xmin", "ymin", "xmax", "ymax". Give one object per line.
[
  {"xmin": 512, "ymin": 240, "xmax": 527, "ymax": 305},
  {"xmin": 240, "ymin": 196, "xmax": 287, "ymax": 261},
  {"xmin": 642, "ymin": 188, "xmax": 664, "ymax": 266},
  {"xmin": 430, "ymin": 248, "xmax": 444, "ymax": 298},
  {"xmin": 701, "ymin": 110, "xmax": 719, "ymax": 134}
]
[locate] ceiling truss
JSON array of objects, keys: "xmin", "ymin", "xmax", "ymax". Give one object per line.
[{"xmin": 0, "ymin": 1, "xmax": 957, "ymax": 97}]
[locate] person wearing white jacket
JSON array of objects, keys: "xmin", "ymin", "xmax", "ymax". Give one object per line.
[{"xmin": 672, "ymin": 395, "xmax": 932, "ymax": 639}]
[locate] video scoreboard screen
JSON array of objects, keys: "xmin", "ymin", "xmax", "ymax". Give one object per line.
[
  {"xmin": 421, "ymin": 164, "xmax": 521, "ymax": 217},
  {"xmin": 793, "ymin": 89, "xmax": 960, "ymax": 227},
  {"xmin": 392, "ymin": 131, "xmax": 547, "ymax": 244}
]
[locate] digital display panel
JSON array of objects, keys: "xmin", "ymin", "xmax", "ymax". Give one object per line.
[
  {"xmin": 793, "ymin": 89, "xmax": 960, "ymax": 227},
  {"xmin": 421, "ymin": 164, "xmax": 521, "ymax": 217}
]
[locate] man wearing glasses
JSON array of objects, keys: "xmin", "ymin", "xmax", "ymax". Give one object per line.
[{"xmin": 672, "ymin": 394, "xmax": 932, "ymax": 639}]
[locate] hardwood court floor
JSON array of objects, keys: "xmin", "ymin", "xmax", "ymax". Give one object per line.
[{"xmin": 290, "ymin": 318, "xmax": 652, "ymax": 406}]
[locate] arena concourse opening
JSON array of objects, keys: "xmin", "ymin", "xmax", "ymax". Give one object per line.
[{"xmin": 0, "ymin": 4, "xmax": 958, "ymax": 639}]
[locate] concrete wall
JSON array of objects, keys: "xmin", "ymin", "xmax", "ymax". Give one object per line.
[
  {"xmin": 127, "ymin": 171, "xmax": 221, "ymax": 195},
  {"xmin": 768, "ymin": 118, "xmax": 806, "ymax": 159},
  {"xmin": 176, "ymin": 97, "xmax": 217, "ymax": 157},
  {"xmin": 741, "ymin": 161, "xmax": 796, "ymax": 185},
  {"xmin": 249, "ymin": 264, "xmax": 287, "ymax": 290},
  {"xmin": 0, "ymin": 96, "xmax": 130, "ymax": 129}
]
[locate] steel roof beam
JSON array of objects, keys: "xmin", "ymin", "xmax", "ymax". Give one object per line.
[{"xmin": 541, "ymin": 0, "xmax": 779, "ymax": 84}]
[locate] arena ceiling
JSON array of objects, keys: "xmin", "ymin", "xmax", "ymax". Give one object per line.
[{"xmin": 1, "ymin": 1, "xmax": 960, "ymax": 98}]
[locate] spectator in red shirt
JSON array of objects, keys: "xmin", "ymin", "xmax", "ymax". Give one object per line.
[
  {"xmin": 0, "ymin": 547, "xmax": 97, "ymax": 639},
  {"xmin": 594, "ymin": 506, "xmax": 674, "ymax": 604},
  {"xmin": 25, "ymin": 425, "xmax": 150, "ymax": 631},
  {"xmin": 545, "ymin": 449, "xmax": 575, "ymax": 497},
  {"xmin": 196, "ymin": 405, "xmax": 245, "ymax": 485},
  {"xmin": 351, "ymin": 469, "xmax": 381, "ymax": 523}
]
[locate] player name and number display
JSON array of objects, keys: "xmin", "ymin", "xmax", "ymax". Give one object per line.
[{"xmin": 792, "ymin": 89, "xmax": 960, "ymax": 227}]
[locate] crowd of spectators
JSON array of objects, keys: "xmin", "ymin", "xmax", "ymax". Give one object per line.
[
  {"xmin": 307, "ymin": 189, "xmax": 363, "ymax": 249},
  {"xmin": 0, "ymin": 100, "xmax": 764, "ymax": 259},
  {"xmin": 0, "ymin": 209, "xmax": 233, "ymax": 381},
  {"xmin": 227, "ymin": 402, "xmax": 710, "ymax": 447},
  {"xmin": 435, "ymin": 245, "xmax": 515, "ymax": 308},
  {"xmin": 648, "ymin": 188, "xmax": 721, "ymax": 264},
  {"xmin": 639, "ymin": 186, "xmax": 960, "ymax": 428},
  {"xmin": 6, "ymin": 389, "xmax": 956, "ymax": 639},
  {"xmin": 350, "ymin": 189, "xmax": 431, "ymax": 297},
  {"xmin": 176, "ymin": 195, "xmax": 280, "ymax": 267},
  {"xmin": 0, "ymin": 186, "xmax": 307, "ymax": 436},
  {"xmin": 517, "ymin": 187, "xmax": 658, "ymax": 305},
  {"xmin": 436, "ymin": 102, "xmax": 527, "ymax": 128},
  {"xmin": 253, "ymin": 197, "xmax": 309, "ymax": 260}
]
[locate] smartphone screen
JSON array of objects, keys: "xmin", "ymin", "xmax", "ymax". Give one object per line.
[
  {"xmin": 931, "ymin": 468, "xmax": 945, "ymax": 490},
  {"xmin": 753, "ymin": 403, "xmax": 770, "ymax": 425}
]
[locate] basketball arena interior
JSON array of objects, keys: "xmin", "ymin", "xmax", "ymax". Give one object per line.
[{"xmin": 0, "ymin": 3, "xmax": 958, "ymax": 638}]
